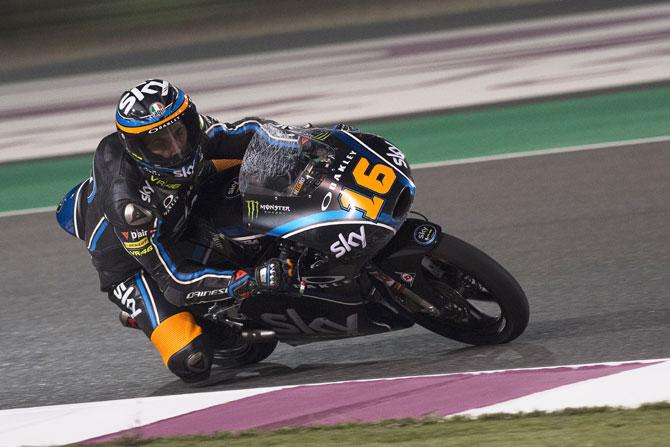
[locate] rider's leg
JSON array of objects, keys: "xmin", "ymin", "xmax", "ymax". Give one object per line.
[{"xmin": 108, "ymin": 271, "xmax": 212, "ymax": 383}]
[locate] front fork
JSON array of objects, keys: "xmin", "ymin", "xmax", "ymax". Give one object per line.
[
  {"xmin": 371, "ymin": 218, "xmax": 443, "ymax": 317},
  {"xmin": 367, "ymin": 270, "xmax": 440, "ymax": 317}
]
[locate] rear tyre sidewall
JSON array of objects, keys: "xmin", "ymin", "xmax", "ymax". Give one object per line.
[{"xmin": 212, "ymin": 338, "xmax": 278, "ymax": 367}]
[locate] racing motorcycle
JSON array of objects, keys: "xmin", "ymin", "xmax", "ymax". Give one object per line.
[{"xmin": 189, "ymin": 124, "xmax": 529, "ymax": 367}]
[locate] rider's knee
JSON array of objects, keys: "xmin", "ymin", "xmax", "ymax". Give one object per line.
[
  {"xmin": 166, "ymin": 335, "xmax": 212, "ymax": 382},
  {"xmin": 150, "ymin": 312, "xmax": 212, "ymax": 382}
]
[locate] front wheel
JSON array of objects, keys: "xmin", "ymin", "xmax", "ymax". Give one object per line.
[{"xmin": 412, "ymin": 233, "xmax": 529, "ymax": 345}]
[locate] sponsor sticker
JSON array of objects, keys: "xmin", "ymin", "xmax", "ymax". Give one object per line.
[
  {"xmin": 171, "ymin": 158, "xmax": 195, "ymax": 177},
  {"xmin": 163, "ymin": 194, "xmax": 178, "ymax": 213},
  {"xmin": 332, "ymin": 150, "xmax": 357, "ymax": 182},
  {"xmin": 313, "ymin": 131, "xmax": 330, "ymax": 141},
  {"xmin": 140, "ymin": 180, "xmax": 154, "ymax": 203},
  {"xmin": 395, "ymin": 272, "xmax": 416, "ymax": 286},
  {"xmin": 127, "ymin": 245, "xmax": 154, "ymax": 256},
  {"xmin": 149, "ymin": 175, "xmax": 181, "ymax": 190},
  {"xmin": 246, "ymin": 200, "xmax": 259, "ymax": 220},
  {"xmin": 260, "ymin": 203, "xmax": 290, "ymax": 214},
  {"xmin": 330, "ymin": 225, "xmax": 366, "ymax": 258},
  {"xmin": 123, "ymin": 237, "xmax": 149, "ymax": 249},
  {"xmin": 225, "ymin": 177, "xmax": 240, "ymax": 199},
  {"xmin": 246, "ymin": 200, "xmax": 290, "ymax": 220},
  {"xmin": 293, "ymin": 176, "xmax": 306, "ymax": 195},
  {"xmin": 149, "ymin": 102, "xmax": 165, "ymax": 115},
  {"xmin": 112, "ymin": 283, "xmax": 142, "ymax": 318},
  {"xmin": 129, "ymin": 229, "xmax": 148, "ymax": 240},
  {"xmin": 413, "ymin": 223, "xmax": 438, "ymax": 245},
  {"xmin": 147, "ymin": 115, "xmax": 182, "ymax": 134},
  {"xmin": 186, "ymin": 288, "xmax": 227, "ymax": 300}
]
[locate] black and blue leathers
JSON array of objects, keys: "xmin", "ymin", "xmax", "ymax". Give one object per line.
[{"xmin": 57, "ymin": 115, "xmax": 273, "ymax": 381}]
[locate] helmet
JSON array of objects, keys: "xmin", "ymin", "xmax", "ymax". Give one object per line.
[{"xmin": 115, "ymin": 79, "xmax": 204, "ymax": 183}]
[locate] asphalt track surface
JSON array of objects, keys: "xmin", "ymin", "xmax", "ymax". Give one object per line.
[{"xmin": 1, "ymin": 141, "xmax": 668, "ymax": 410}]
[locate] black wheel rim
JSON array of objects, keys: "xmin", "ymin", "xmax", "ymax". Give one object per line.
[{"xmin": 421, "ymin": 256, "xmax": 507, "ymax": 336}]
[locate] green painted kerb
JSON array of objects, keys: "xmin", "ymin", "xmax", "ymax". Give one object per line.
[
  {"xmin": 2, "ymin": 86, "xmax": 670, "ymax": 212},
  {"xmin": 0, "ymin": 155, "xmax": 92, "ymax": 213},
  {"xmin": 360, "ymin": 86, "xmax": 670, "ymax": 164}
]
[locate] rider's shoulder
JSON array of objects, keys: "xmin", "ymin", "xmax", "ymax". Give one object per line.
[
  {"xmin": 93, "ymin": 133, "xmax": 137, "ymax": 174},
  {"xmin": 92, "ymin": 134, "xmax": 153, "ymax": 221},
  {"xmin": 105, "ymin": 181, "xmax": 155, "ymax": 227},
  {"xmin": 93, "ymin": 135, "xmax": 142, "ymax": 183},
  {"xmin": 94, "ymin": 133, "xmax": 123, "ymax": 159}
]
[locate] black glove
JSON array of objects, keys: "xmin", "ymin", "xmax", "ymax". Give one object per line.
[
  {"xmin": 254, "ymin": 257, "xmax": 295, "ymax": 291},
  {"xmin": 227, "ymin": 270, "xmax": 257, "ymax": 301},
  {"xmin": 334, "ymin": 123, "xmax": 359, "ymax": 132}
]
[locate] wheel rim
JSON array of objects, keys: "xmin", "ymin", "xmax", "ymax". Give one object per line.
[{"xmin": 421, "ymin": 256, "xmax": 508, "ymax": 336}]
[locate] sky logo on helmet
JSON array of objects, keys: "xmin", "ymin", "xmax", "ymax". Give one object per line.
[{"xmin": 118, "ymin": 80, "xmax": 170, "ymax": 116}]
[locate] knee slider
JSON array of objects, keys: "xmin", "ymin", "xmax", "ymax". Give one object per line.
[
  {"xmin": 167, "ymin": 335, "xmax": 212, "ymax": 382},
  {"xmin": 150, "ymin": 312, "xmax": 212, "ymax": 382}
]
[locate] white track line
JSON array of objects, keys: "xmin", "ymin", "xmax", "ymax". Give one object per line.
[
  {"xmin": 0, "ymin": 206, "xmax": 55, "ymax": 218},
  {"xmin": 412, "ymin": 134, "xmax": 670, "ymax": 169}
]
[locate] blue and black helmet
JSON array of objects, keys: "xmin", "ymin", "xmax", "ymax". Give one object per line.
[{"xmin": 115, "ymin": 79, "xmax": 203, "ymax": 183}]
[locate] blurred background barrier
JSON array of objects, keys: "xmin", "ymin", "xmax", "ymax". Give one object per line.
[{"xmin": 2, "ymin": 0, "xmax": 548, "ymax": 70}]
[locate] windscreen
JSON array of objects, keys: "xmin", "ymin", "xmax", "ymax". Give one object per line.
[{"xmin": 239, "ymin": 124, "xmax": 335, "ymax": 197}]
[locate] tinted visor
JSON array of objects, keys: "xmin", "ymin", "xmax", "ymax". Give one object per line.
[{"xmin": 126, "ymin": 120, "xmax": 196, "ymax": 168}]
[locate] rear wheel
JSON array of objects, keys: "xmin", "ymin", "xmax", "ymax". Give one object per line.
[
  {"xmin": 197, "ymin": 317, "xmax": 278, "ymax": 367},
  {"xmin": 413, "ymin": 233, "xmax": 529, "ymax": 345},
  {"xmin": 211, "ymin": 336, "xmax": 278, "ymax": 367}
]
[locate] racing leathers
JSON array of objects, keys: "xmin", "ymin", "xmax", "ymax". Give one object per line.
[{"xmin": 58, "ymin": 116, "xmax": 276, "ymax": 382}]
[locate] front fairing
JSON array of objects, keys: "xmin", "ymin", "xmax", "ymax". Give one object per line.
[{"xmin": 239, "ymin": 124, "xmax": 416, "ymax": 262}]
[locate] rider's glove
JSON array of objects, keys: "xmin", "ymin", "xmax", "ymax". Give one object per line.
[
  {"xmin": 334, "ymin": 123, "xmax": 359, "ymax": 132},
  {"xmin": 227, "ymin": 259, "xmax": 296, "ymax": 301},
  {"xmin": 227, "ymin": 270, "xmax": 257, "ymax": 301},
  {"xmin": 254, "ymin": 257, "xmax": 295, "ymax": 292}
]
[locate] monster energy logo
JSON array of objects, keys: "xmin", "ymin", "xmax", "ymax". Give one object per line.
[
  {"xmin": 313, "ymin": 131, "xmax": 330, "ymax": 141},
  {"xmin": 246, "ymin": 200, "xmax": 290, "ymax": 220},
  {"xmin": 246, "ymin": 200, "xmax": 260, "ymax": 220}
]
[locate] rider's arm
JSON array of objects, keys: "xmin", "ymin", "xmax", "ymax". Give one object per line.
[
  {"xmin": 200, "ymin": 116, "xmax": 278, "ymax": 160},
  {"xmin": 105, "ymin": 199, "xmax": 252, "ymax": 307}
]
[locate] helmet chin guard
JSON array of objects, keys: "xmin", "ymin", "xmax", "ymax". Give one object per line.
[{"xmin": 116, "ymin": 79, "xmax": 204, "ymax": 184}]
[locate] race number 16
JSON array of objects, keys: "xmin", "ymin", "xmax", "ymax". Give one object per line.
[{"xmin": 339, "ymin": 157, "xmax": 396, "ymax": 220}]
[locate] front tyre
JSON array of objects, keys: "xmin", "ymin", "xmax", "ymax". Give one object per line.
[{"xmin": 413, "ymin": 233, "xmax": 529, "ymax": 345}]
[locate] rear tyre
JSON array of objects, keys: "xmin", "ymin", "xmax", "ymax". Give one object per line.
[
  {"xmin": 211, "ymin": 337, "xmax": 278, "ymax": 367},
  {"xmin": 197, "ymin": 317, "xmax": 278, "ymax": 367},
  {"xmin": 413, "ymin": 233, "xmax": 529, "ymax": 345}
]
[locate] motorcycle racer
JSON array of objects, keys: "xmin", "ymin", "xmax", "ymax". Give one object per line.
[{"xmin": 56, "ymin": 79, "xmax": 288, "ymax": 382}]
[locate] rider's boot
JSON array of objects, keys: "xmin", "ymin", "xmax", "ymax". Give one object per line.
[{"xmin": 119, "ymin": 310, "xmax": 140, "ymax": 329}]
